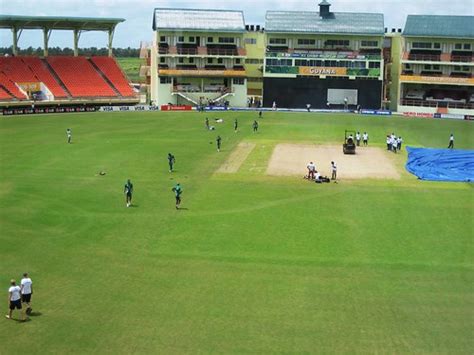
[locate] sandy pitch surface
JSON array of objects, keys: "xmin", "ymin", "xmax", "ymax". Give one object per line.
[
  {"xmin": 217, "ymin": 142, "xmax": 256, "ymax": 173},
  {"xmin": 266, "ymin": 144, "xmax": 400, "ymax": 179}
]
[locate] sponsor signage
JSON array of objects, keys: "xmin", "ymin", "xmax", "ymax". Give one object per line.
[
  {"xmin": 3, "ymin": 106, "xmax": 99, "ymax": 116},
  {"xmin": 465, "ymin": 115, "xmax": 474, "ymax": 121},
  {"xmin": 159, "ymin": 69, "xmax": 246, "ymax": 77},
  {"xmin": 299, "ymin": 67, "xmax": 347, "ymax": 76},
  {"xmin": 361, "ymin": 109, "xmax": 392, "ymax": 116},
  {"xmin": 400, "ymin": 75, "xmax": 474, "ymax": 85},
  {"xmin": 403, "ymin": 112, "xmax": 434, "ymax": 118},
  {"xmin": 160, "ymin": 105, "xmax": 193, "ymax": 111},
  {"xmin": 99, "ymin": 105, "xmax": 159, "ymax": 112},
  {"xmin": 433, "ymin": 113, "xmax": 465, "ymax": 120}
]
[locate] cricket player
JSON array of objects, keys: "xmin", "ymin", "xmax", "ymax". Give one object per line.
[
  {"xmin": 253, "ymin": 120, "xmax": 259, "ymax": 133},
  {"xmin": 66, "ymin": 128, "xmax": 72, "ymax": 143},
  {"xmin": 448, "ymin": 133, "xmax": 454, "ymax": 149},
  {"xmin": 331, "ymin": 161, "xmax": 337, "ymax": 180},
  {"xmin": 168, "ymin": 153, "xmax": 176, "ymax": 172},
  {"xmin": 356, "ymin": 132, "xmax": 361, "ymax": 146},
  {"xmin": 124, "ymin": 179, "xmax": 133, "ymax": 207},
  {"xmin": 307, "ymin": 162, "xmax": 316, "ymax": 180},
  {"xmin": 6, "ymin": 280, "xmax": 26, "ymax": 321},
  {"xmin": 216, "ymin": 135, "xmax": 222, "ymax": 152},
  {"xmin": 172, "ymin": 183, "xmax": 182, "ymax": 209},
  {"xmin": 234, "ymin": 119, "xmax": 238, "ymax": 133},
  {"xmin": 363, "ymin": 132, "xmax": 368, "ymax": 146},
  {"xmin": 20, "ymin": 273, "xmax": 33, "ymax": 315}
]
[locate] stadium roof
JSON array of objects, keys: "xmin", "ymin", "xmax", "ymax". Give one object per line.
[
  {"xmin": 153, "ymin": 8, "xmax": 245, "ymax": 32},
  {"xmin": 0, "ymin": 15, "xmax": 125, "ymax": 31},
  {"xmin": 403, "ymin": 15, "xmax": 474, "ymax": 39},
  {"xmin": 265, "ymin": 11, "xmax": 384, "ymax": 35}
]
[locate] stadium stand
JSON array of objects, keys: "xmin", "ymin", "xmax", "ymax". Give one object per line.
[
  {"xmin": 90, "ymin": 56, "xmax": 135, "ymax": 97},
  {"xmin": 0, "ymin": 72, "xmax": 27, "ymax": 100},
  {"xmin": 0, "ymin": 86, "xmax": 13, "ymax": 100},
  {"xmin": 46, "ymin": 56, "xmax": 116, "ymax": 97},
  {"xmin": 21, "ymin": 57, "xmax": 69, "ymax": 98}
]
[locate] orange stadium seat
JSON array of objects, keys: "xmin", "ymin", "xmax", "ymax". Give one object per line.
[
  {"xmin": 0, "ymin": 72, "xmax": 28, "ymax": 100},
  {"xmin": 20, "ymin": 57, "xmax": 69, "ymax": 98},
  {"xmin": 0, "ymin": 86, "xmax": 13, "ymax": 100}
]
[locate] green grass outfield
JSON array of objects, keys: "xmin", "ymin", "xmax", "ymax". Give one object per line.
[
  {"xmin": 116, "ymin": 57, "xmax": 143, "ymax": 83},
  {"xmin": 0, "ymin": 111, "xmax": 473, "ymax": 353}
]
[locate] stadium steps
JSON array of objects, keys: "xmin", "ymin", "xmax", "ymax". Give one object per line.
[
  {"xmin": 89, "ymin": 57, "xmax": 135, "ymax": 97},
  {"xmin": 172, "ymin": 92, "xmax": 198, "ymax": 105},
  {"xmin": 0, "ymin": 85, "xmax": 15, "ymax": 100},
  {"xmin": 21, "ymin": 57, "xmax": 69, "ymax": 98},
  {"xmin": 87, "ymin": 58, "xmax": 122, "ymax": 97},
  {"xmin": 0, "ymin": 72, "xmax": 28, "ymax": 100},
  {"xmin": 41, "ymin": 59, "xmax": 72, "ymax": 98}
]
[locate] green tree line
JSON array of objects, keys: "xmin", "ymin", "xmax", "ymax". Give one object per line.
[{"xmin": 0, "ymin": 46, "xmax": 139, "ymax": 57}]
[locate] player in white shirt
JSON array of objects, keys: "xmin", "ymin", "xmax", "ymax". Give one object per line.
[
  {"xmin": 391, "ymin": 136, "xmax": 398, "ymax": 153},
  {"xmin": 448, "ymin": 133, "xmax": 454, "ymax": 149},
  {"xmin": 397, "ymin": 136, "xmax": 403, "ymax": 151},
  {"xmin": 6, "ymin": 279, "xmax": 26, "ymax": 321},
  {"xmin": 307, "ymin": 162, "xmax": 316, "ymax": 180},
  {"xmin": 272, "ymin": 101, "xmax": 277, "ymax": 111},
  {"xmin": 331, "ymin": 161, "xmax": 337, "ymax": 180},
  {"xmin": 356, "ymin": 132, "xmax": 361, "ymax": 146},
  {"xmin": 386, "ymin": 135, "xmax": 391, "ymax": 150},
  {"xmin": 21, "ymin": 273, "xmax": 33, "ymax": 314},
  {"xmin": 66, "ymin": 128, "xmax": 72, "ymax": 144},
  {"xmin": 363, "ymin": 132, "xmax": 368, "ymax": 146}
]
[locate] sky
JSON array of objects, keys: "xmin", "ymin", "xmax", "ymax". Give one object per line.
[{"xmin": 0, "ymin": 0, "xmax": 473, "ymax": 49}]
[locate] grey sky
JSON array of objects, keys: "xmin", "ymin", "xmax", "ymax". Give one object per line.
[{"xmin": 1, "ymin": 0, "xmax": 473, "ymax": 48}]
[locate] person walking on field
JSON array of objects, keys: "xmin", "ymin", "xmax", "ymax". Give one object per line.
[
  {"xmin": 66, "ymin": 128, "xmax": 72, "ymax": 144},
  {"xmin": 252, "ymin": 120, "xmax": 259, "ymax": 133},
  {"xmin": 6, "ymin": 280, "xmax": 26, "ymax": 321},
  {"xmin": 448, "ymin": 133, "xmax": 454, "ymax": 149},
  {"xmin": 168, "ymin": 153, "xmax": 176, "ymax": 172},
  {"xmin": 172, "ymin": 183, "xmax": 182, "ymax": 209},
  {"xmin": 20, "ymin": 273, "xmax": 33, "ymax": 315},
  {"xmin": 124, "ymin": 179, "xmax": 133, "ymax": 207},
  {"xmin": 205, "ymin": 117, "xmax": 210, "ymax": 130},
  {"xmin": 234, "ymin": 118, "xmax": 238, "ymax": 133},
  {"xmin": 216, "ymin": 135, "xmax": 222, "ymax": 152},
  {"xmin": 259, "ymin": 110, "xmax": 262, "ymax": 119},
  {"xmin": 331, "ymin": 161, "xmax": 337, "ymax": 180}
]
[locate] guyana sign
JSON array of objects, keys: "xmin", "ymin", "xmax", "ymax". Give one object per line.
[{"xmin": 299, "ymin": 67, "xmax": 347, "ymax": 76}]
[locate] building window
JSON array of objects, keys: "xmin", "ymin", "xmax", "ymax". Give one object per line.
[
  {"xmin": 178, "ymin": 57, "xmax": 184, "ymax": 63},
  {"xmin": 297, "ymin": 39, "xmax": 316, "ymax": 46},
  {"xmin": 207, "ymin": 37, "xmax": 214, "ymax": 43},
  {"xmin": 245, "ymin": 38, "xmax": 257, "ymax": 44},
  {"xmin": 433, "ymin": 43, "xmax": 441, "ymax": 49},
  {"xmin": 217, "ymin": 58, "xmax": 223, "ymax": 64},
  {"xmin": 178, "ymin": 36, "xmax": 184, "ymax": 43},
  {"xmin": 207, "ymin": 58, "xmax": 213, "ymax": 64},
  {"xmin": 269, "ymin": 38, "xmax": 286, "ymax": 45},
  {"xmin": 368, "ymin": 61, "xmax": 380, "ymax": 68},
  {"xmin": 160, "ymin": 77, "xmax": 172, "ymax": 84},
  {"xmin": 325, "ymin": 39, "xmax": 350, "ymax": 47},
  {"xmin": 160, "ymin": 57, "xmax": 166, "ymax": 63},
  {"xmin": 265, "ymin": 58, "xmax": 292, "ymax": 66},
  {"xmin": 189, "ymin": 36, "xmax": 195, "ymax": 43},
  {"xmin": 189, "ymin": 58, "xmax": 194, "ymax": 63},
  {"xmin": 218, "ymin": 37, "xmax": 235, "ymax": 44},
  {"xmin": 361, "ymin": 40, "xmax": 378, "ymax": 47},
  {"xmin": 464, "ymin": 43, "xmax": 471, "ymax": 50},
  {"xmin": 235, "ymin": 58, "xmax": 241, "ymax": 64},
  {"xmin": 160, "ymin": 36, "xmax": 166, "ymax": 43},
  {"xmin": 412, "ymin": 42, "xmax": 432, "ymax": 49},
  {"xmin": 454, "ymin": 43, "xmax": 462, "ymax": 50},
  {"xmin": 233, "ymin": 78, "xmax": 245, "ymax": 85}
]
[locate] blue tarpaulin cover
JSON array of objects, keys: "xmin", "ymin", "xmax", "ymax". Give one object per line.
[{"xmin": 406, "ymin": 147, "xmax": 474, "ymax": 182}]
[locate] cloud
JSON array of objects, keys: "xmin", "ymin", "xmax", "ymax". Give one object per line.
[{"xmin": 0, "ymin": 0, "xmax": 472, "ymax": 48}]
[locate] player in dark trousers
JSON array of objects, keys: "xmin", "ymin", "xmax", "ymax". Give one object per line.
[
  {"xmin": 448, "ymin": 133, "xmax": 454, "ymax": 148},
  {"xmin": 216, "ymin": 135, "xmax": 222, "ymax": 152},
  {"xmin": 172, "ymin": 183, "xmax": 182, "ymax": 209},
  {"xmin": 205, "ymin": 117, "xmax": 210, "ymax": 130},
  {"xmin": 234, "ymin": 118, "xmax": 238, "ymax": 133},
  {"xmin": 6, "ymin": 279, "xmax": 26, "ymax": 321},
  {"xmin": 20, "ymin": 273, "xmax": 33, "ymax": 315},
  {"xmin": 168, "ymin": 153, "xmax": 175, "ymax": 172},
  {"xmin": 66, "ymin": 128, "xmax": 72, "ymax": 143},
  {"xmin": 356, "ymin": 132, "xmax": 361, "ymax": 146},
  {"xmin": 259, "ymin": 110, "xmax": 262, "ymax": 118},
  {"xmin": 253, "ymin": 120, "xmax": 259, "ymax": 133},
  {"xmin": 363, "ymin": 132, "xmax": 368, "ymax": 146},
  {"xmin": 124, "ymin": 179, "xmax": 133, "ymax": 207},
  {"xmin": 331, "ymin": 161, "xmax": 337, "ymax": 180}
]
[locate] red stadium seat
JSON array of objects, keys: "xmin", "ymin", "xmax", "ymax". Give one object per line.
[
  {"xmin": 0, "ymin": 71, "xmax": 28, "ymax": 100},
  {"xmin": 46, "ymin": 56, "xmax": 117, "ymax": 97},
  {"xmin": 90, "ymin": 56, "xmax": 135, "ymax": 97},
  {"xmin": 20, "ymin": 57, "xmax": 68, "ymax": 98},
  {"xmin": 0, "ymin": 86, "xmax": 13, "ymax": 100}
]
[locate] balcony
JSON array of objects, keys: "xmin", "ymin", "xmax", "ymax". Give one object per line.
[
  {"xmin": 403, "ymin": 51, "xmax": 474, "ymax": 63},
  {"xmin": 159, "ymin": 67, "xmax": 246, "ymax": 77},
  {"xmin": 400, "ymin": 99, "xmax": 474, "ymax": 110},
  {"xmin": 266, "ymin": 50, "xmax": 381, "ymax": 60},
  {"xmin": 172, "ymin": 84, "xmax": 232, "ymax": 94},
  {"xmin": 400, "ymin": 73, "xmax": 474, "ymax": 85},
  {"xmin": 158, "ymin": 46, "xmax": 246, "ymax": 57}
]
